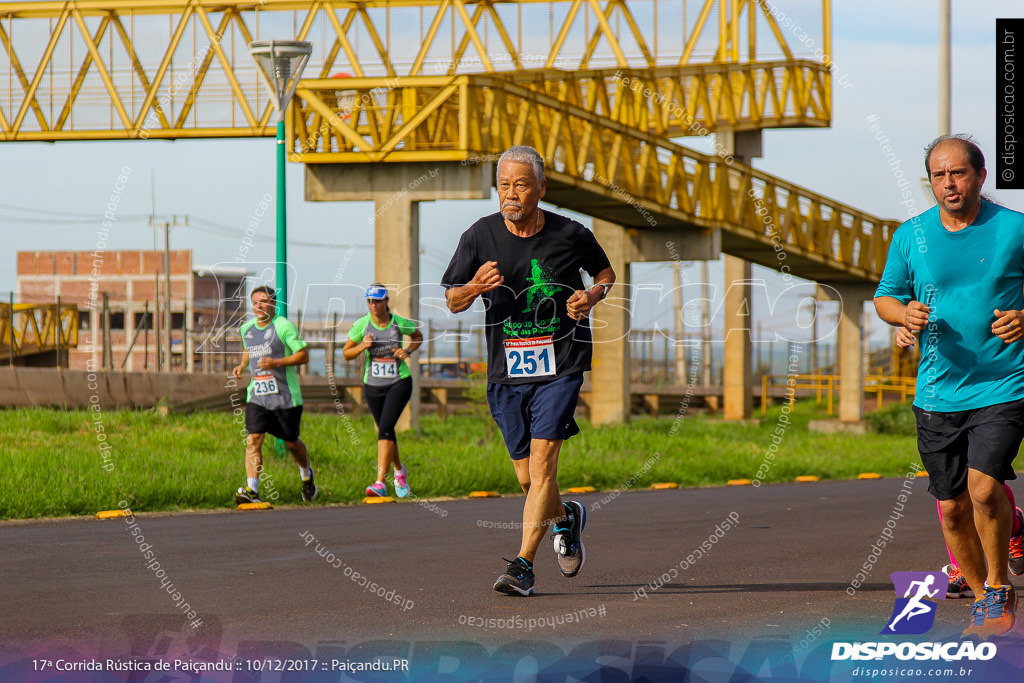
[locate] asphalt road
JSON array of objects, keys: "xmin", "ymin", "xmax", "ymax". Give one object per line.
[{"xmin": 3, "ymin": 478, "xmax": 1023, "ymax": 681}]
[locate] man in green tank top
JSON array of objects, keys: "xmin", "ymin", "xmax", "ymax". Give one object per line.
[{"xmin": 231, "ymin": 286, "xmax": 318, "ymax": 504}]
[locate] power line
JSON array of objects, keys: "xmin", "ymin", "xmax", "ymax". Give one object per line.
[
  {"xmin": 185, "ymin": 218, "xmax": 373, "ymax": 250},
  {"xmin": 0, "ymin": 202, "xmax": 125, "ymax": 218},
  {"xmin": 0, "ymin": 202, "xmax": 373, "ymax": 251},
  {"xmin": 0, "ymin": 213, "xmax": 150, "ymax": 224}
]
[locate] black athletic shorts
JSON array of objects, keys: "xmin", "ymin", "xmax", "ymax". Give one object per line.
[
  {"xmin": 246, "ymin": 403, "xmax": 303, "ymax": 442},
  {"xmin": 486, "ymin": 372, "xmax": 584, "ymax": 460},
  {"xmin": 913, "ymin": 397, "xmax": 1024, "ymax": 500}
]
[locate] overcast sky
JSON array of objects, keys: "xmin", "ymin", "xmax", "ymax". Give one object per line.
[{"xmin": 1, "ymin": 0, "xmax": 1019, "ymax": 347}]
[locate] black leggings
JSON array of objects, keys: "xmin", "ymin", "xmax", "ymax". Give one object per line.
[{"xmin": 364, "ymin": 377, "xmax": 413, "ymax": 442}]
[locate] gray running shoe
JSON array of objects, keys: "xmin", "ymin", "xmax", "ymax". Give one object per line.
[{"xmin": 552, "ymin": 501, "xmax": 586, "ymax": 578}]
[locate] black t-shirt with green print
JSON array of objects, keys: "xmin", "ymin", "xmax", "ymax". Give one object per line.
[{"xmin": 441, "ymin": 210, "xmax": 611, "ymax": 385}]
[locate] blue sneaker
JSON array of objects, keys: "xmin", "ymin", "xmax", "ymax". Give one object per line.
[
  {"xmin": 394, "ymin": 466, "xmax": 410, "ymax": 498},
  {"xmin": 365, "ymin": 481, "xmax": 386, "ymax": 497},
  {"xmin": 493, "ymin": 557, "xmax": 534, "ymax": 596},
  {"xmin": 975, "ymin": 584, "xmax": 1017, "ymax": 640},
  {"xmin": 962, "ymin": 597, "xmax": 988, "ymax": 639},
  {"xmin": 552, "ymin": 501, "xmax": 586, "ymax": 578}
]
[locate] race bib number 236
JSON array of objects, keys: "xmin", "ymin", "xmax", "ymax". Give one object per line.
[
  {"xmin": 504, "ymin": 336, "xmax": 556, "ymax": 378},
  {"xmin": 253, "ymin": 374, "xmax": 279, "ymax": 396}
]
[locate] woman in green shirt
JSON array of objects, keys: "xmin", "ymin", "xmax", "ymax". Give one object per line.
[{"xmin": 343, "ymin": 284, "xmax": 423, "ymax": 498}]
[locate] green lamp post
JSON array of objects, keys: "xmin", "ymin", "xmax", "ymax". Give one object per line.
[{"xmin": 248, "ymin": 39, "xmax": 312, "ymax": 317}]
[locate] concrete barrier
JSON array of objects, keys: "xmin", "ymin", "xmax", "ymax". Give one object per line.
[
  {"xmin": 0, "ymin": 368, "xmax": 474, "ymax": 416},
  {"xmin": 2, "ymin": 369, "xmax": 731, "ymax": 419},
  {"xmin": 0, "ymin": 368, "xmax": 232, "ymax": 409}
]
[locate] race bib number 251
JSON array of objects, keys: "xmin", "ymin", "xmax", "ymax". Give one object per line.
[{"xmin": 504, "ymin": 336, "xmax": 556, "ymax": 378}]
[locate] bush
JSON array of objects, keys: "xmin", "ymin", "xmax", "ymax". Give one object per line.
[{"xmin": 867, "ymin": 403, "xmax": 917, "ymax": 436}]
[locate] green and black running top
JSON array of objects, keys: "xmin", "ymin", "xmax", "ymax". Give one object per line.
[
  {"xmin": 240, "ymin": 315, "xmax": 307, "ymax": 409},
  {"xmin": 347, "ymin": 312, "xmax": 417, "ymax": 386}
]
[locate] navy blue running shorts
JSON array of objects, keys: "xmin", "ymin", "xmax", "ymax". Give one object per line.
[
  {"xmin": 486, "ymin": 372, "xmax": 584, "ymax": 460},
  {"xmin": 913, "ymin": 397, "xmax": 1024, "ymax": 500},
  {"xmin": 246, "ymin": 403, "xmax": 303, "ymax": 442}
]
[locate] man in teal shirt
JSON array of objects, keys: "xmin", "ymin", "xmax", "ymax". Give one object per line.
[
  {"xmin": 875, "ymin": 135, "xmax": 1024, "ymax": 639},
  {"xmin": 232, "ymin": 286, "xmax": 317, "ymax": 504}
]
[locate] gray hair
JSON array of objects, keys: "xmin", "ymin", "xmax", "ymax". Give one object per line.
[
  {"xmin": 924, "ymin": 134, "xmax": 986, "ymax": 175},
  {"xmin": 496, "ymin": 145, "xmax": 545, "ymax": 184}
]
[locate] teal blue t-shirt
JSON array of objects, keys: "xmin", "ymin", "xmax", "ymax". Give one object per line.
[{"xmin": 875, "ymin": 201, "xmax": 1024, "ymax": 411}]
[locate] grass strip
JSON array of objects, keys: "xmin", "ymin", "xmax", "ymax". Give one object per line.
[{"xmin": 0, "ymin": 401, "xmax": 920, "ymax": 520}]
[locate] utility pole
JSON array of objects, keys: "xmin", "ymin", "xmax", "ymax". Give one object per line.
[
  {"xmin": 920, "ymin": 0, "xmax": 951, "ymax": 205},
  {"xmin": 673, "ymin": 261, "xmax": 685, "ymax": 384},
  {"xmin": 939, "ymin": 0, "xmax": 951, "ymax": 136},
  {"xmin": 812, "ymin": 299, "xmax": 819, "ymax": 372},
  {"xmin": 756, "ymin": 320, "xmax": 763, "ymax": 377},
  {"xmin": 701, "ymin": 260, "xmax": 711, "ymax": 386},
  {"xmin": 149, "ymin": 214, "xmax": 188, "ymax": 372}
]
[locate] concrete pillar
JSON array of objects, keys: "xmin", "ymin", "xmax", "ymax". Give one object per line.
[
  {"xmin": 305, "ymin": 161, "xmax": 493, "ymax": 432},
  {"xmin": 838, "ymin": 296, "xmax": 866, "ymax": 424},
  {"xmin": 718, "ymin": 130, "xmax": 763, "ymax": 162},
  {"xmin": 591, "ymin": 219, "xmax": 631, "ymax": 425},
  {"xmin": 718, "ymin": 130, "xmax": 762, "ymax": 421},
  {"xmin": 723, "ymin": 255, "xmax": 753, "ymax": 420},
  {"xmin": 375, "ymin": 198, "xmax": 421, "ymax": 432},
  {"xmin": 588, "ymin": 221, "xmax": 719, "ymax": 424},
  {"xmin": 818, "ymin": 284, "xmax": 873, "ymax": 423}
]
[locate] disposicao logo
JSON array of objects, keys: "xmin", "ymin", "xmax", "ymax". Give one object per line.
[
  {"xmin": 831, "ymin": 571, "xmax": 997, "ymax": 663},
  {"xmin": 882, "ymin": 571, "xmax": 946, "ymax": 635}
]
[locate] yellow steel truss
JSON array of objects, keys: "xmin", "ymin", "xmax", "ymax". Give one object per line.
[
  {"xmin": 0, "ymin": 303, "xmax": 80, "ymax": 359},
  {"xmin": 508, "ymin": 61, "xmax": 829, "ymax": 135},
  {"xmin": 0, "ymin": 0, "xmax": 830, "ymax": 140},
  {"xmin": 291, "ymin": 74, "xmax": 894, "ymax": 281}
]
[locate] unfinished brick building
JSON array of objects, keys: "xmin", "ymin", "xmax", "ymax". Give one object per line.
[{"xmin": 16, "ymin": 250, "xmax": 247, "ymax": 371}]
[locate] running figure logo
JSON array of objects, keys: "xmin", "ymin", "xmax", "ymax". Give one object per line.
[{"xmin": 881, "ymin": 571, "xmax": 947, "ymax": 635}]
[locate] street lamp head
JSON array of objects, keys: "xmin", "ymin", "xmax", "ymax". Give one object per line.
[
  {"xmin": 248, "ymin": 40, "xmax": 312, "ymax": 114},
  {"xmin": 248, "ymin": 39, "xmax": 311, "ymax": 319}
]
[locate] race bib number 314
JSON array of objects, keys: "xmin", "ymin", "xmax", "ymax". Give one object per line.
[
  {"xmin": 371, "ymin": 357, "xmax": 398, "ymax": 379},
  {"xmin": 504, "ymin": 336, "xmax": 556, "ymax": 378}
]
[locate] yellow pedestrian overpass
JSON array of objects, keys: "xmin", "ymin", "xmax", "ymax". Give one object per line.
[
  {"xmin": 0, "ymin": 0, "xmax": 894, "ymax": 423},
  {"xmin": 0, "ymin": 302, "xmax": 79, "ymax": 365}
]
